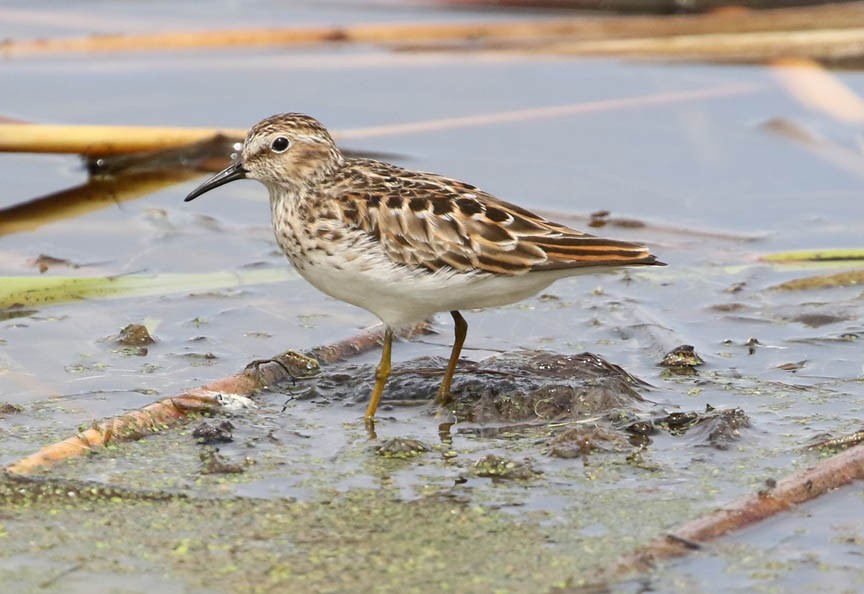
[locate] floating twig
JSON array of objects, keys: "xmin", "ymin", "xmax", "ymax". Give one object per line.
[
  {"xmin": 583, "ymin": 441, "xmax": 864, "ymax": 588},
  {"xmin": 0, "ymin": 123, "xmax": 245, "ymax": 156},
  {"xmin": 3, "ymin": 323, "xmax": 431, "ymax": 475}
]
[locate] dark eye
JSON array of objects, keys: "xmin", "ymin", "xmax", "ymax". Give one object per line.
[{"xmin": 271, "ymin": 137, "xmax": 290, "ymax": 153}]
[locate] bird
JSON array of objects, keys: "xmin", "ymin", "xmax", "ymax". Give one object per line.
[{"xmin": 184, "ymin": 113, "xmax": 664, "ymax": 424}]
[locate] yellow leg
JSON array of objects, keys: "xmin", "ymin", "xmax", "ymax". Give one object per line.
[
  {"xmin": 365, "ymin": 327, "xmax": 393, "ymax": 420},
  {"xmin": 436, "ymin": 311, "xmax": 467, "ymax": 407}
]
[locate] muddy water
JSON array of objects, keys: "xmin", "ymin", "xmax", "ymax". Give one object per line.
[{"xmin": 1, "ymin": 2, "xmax": 863, "ymax": 593}]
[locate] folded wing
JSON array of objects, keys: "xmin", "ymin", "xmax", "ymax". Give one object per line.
[{"xmin": 330, "ymin": 161, "xmax": 661, "ymax": 276}]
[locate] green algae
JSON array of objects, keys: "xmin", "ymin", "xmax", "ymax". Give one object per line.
[
  {"xmin": 768, "ymin": 269, "xmax": 864, "ymax": 291},
  {"xmin": 760, "ymin": 248, "xmax": 864, "ymax": 263},
  {"xmin": 0, "ymin": 483, "xmax": 583, "ymax": 594},
  {"xmin": 0, "ymin": 359, "xmax": 852, "ymax": 594},
  {"xmin": 0, "ymin": 269, "xmax": 295, "ymax": 310}
]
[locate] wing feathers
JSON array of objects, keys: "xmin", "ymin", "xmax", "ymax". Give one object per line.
[{"xmin": 329, "ymin": 160, "xmax": 662, "ymax": 276}]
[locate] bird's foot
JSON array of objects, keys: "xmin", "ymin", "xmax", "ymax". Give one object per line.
[{"xmin": 364, "ymin": 416, "xmax": 378, "ymax": 440}]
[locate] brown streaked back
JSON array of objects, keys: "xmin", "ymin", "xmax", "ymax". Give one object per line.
[{"xmin": 322, "ymin": 158, "xmax": 663, "ymax": 276}]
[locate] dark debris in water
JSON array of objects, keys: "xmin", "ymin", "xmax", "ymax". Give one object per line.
[
  {"xmin": 788, "ymin": 312, "xmax": 853, "ymax": 328},
  {"xmin": 769, "ymin": 269, "xmax": 864, "ymax": 291},
  {"xmin": 542, "ymin": 404, "xmax": 751, "ymax": 456},
  {"xmin": 452, "ymin": 351, "xmax": 650, "ymax": 424},
  {"xmin": 545, "ymin": 425, "xmax": 628, "ymax": 459},
  {"xmin": 0, "ymin": 473, "xmax": 188, "ymax": 505},
  {"xmin": 179, "ymin": 352, "xmax": 219, "ymax": 366},
  {"xmin": 805, "ymin": 429, "xmax": 864, "ymax": 453},
  {"xmin": 193, "ymin": 420, "xmax": 234, "ymax": 445},
  {"xmin": 374, "ymin": 437, "xmax": 431, "ymax": 459},
  {"xmin": 294, "ymin": 349, "xmax": 753, "ymax": 455},
  {"xmin": 587, "ymin": 209, "xmax": 647, "ymax": 230},
  {"xmin": 0, "ymin": 306, "xmax": 37, "ymax": 322},
  {"xmin": 0, "ymin": 402, "xmax": 23, "ymax": 417},
  {"xmin": 28, "ymin": 253, "xmax": 81, "ymax": 274},
  {"xmin": 469, "ymin": 454, "xmax": 541, "ymax": 481},
  {"xmin": 789, "ymin": 332, "xmax": 860, "ymax": 345},
  {"xmin": 199, "ymin": 447, "xmax": 245, "ymax": 475},
  {"xmin": 775, "ymin": 360, "xmax": 807, "ymax": 372},
  {"xmin": 396, "ymin": 351, "xmax": 646, "ymax": 425},
  {"xmin": 659, "ymin": 344, "xmax": 705, "ymax": 369},
  {"xmin": 711, "ymin": 298, "xmax": 862, "ymax": 335},
  {"xmin": 109, "ymin": 323, "xmax": 154, "ymax": 356},
  {"xmin": 310, "ymin": 351, "xmax": 649, "ymax": 418},
  {"xmin": 657, "ymin": 411, "xmax": 701, "ymax": 434},
  {"xmin": 656, "ymin": 405, "xmax": 751, "ymax": 450},
  {"xmin": 113, "ymin": 323, "xmax": 156, "ymax": 347}
]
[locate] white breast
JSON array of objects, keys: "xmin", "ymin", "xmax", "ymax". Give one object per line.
[{"xmin": 287, "ymin": 232, "xmax": 598, "ymax": 328}]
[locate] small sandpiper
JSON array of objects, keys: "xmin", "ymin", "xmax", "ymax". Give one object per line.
[{"xmin": 185, "ymin": 113, "xmax": 664, "ymax": 424}]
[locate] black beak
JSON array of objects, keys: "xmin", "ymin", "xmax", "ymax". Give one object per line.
[{"xmin": 184, "ymin": 161, "xmax": 248, "ymax": 202}]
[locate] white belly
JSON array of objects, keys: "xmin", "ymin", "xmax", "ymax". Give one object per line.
[{"xmin": 289, "ymin": 235, "xmax": 607, "ymax": 328}]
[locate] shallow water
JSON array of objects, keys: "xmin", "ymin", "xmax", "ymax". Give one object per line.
[{"xmin": 1, "ymin": 2, "xmax": 863, "ymax": 593}]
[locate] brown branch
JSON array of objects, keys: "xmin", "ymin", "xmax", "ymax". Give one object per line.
[
  {"xmin": 583, "ymin": 442, "xmax": 864, "ymax": 588},
  {"xmin": 0, "ymin": 84, "xmax": 760, "ymax": 159},
  {"xmin": 0, "ymin": 123, "xmax": 245, "ymax": 156},
  {"xmin": 2, "ymin": 323, "xmax": 431, "ymax": 476},
  {"xmin": 4, "ymin": 392, "xmax": 226, "ymax": 475}
]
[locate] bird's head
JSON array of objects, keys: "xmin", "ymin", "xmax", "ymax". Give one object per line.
[{"xmin": 184, "ymin": 112, "xmax": 343, "ymax": 202}]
